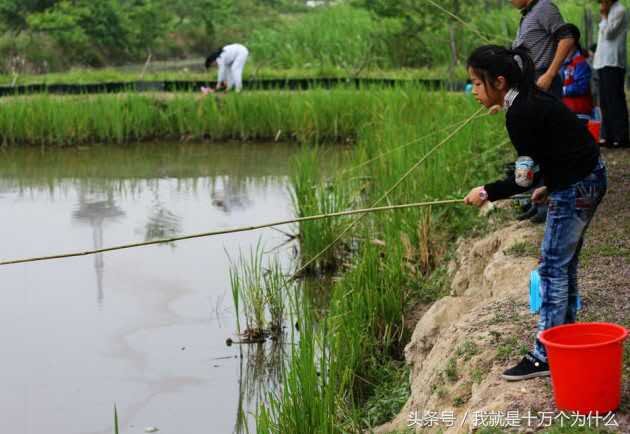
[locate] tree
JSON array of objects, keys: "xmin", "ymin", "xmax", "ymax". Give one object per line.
[
  {"xmin": 125, "ymin": 0, "xmax": 170, "ymax": 56},
  {"xmin": 27, "ymin": 0, "xmax": 132, "ymax": 65},
  {"xmin": 0, "ymin": 0, "xmax": 58, "ymax": 32},
  {"xmin": 168, "ymin": 0, "xmax": 234, "ymax": 46}
]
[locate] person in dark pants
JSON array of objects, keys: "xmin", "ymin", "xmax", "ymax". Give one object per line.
[{"xmin": 594, "ymin": 0, "xmax": 629, "ymax": 148}]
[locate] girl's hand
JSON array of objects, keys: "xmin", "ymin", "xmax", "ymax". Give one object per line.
[
  {"xmin": 464, "ymin": 186, "xmax": 488, "ymax": 207},
  {"xmin": 531, "ymin": 186, "xmax": 548, "ymax": 204}
]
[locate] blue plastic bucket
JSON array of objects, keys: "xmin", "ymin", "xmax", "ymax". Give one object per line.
[{"xmin": 529, "ymin": 268, "xmax": 581, "ymax": 314}]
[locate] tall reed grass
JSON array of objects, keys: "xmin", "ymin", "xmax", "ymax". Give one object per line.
[
  {"xmin": 290, "ymin": 147, "xmax": 351, "ymax": 273},
  {"xmin": 257, "ymin": 90, "xmax": 509, "ymax": 432},
  {"xmin": 248, "ymin": 5, "xmax": 401, "ymax": 71},
  {"xmin": 0, "ymin": 87, "xmax": 403, "ymax": 147},
  {"xmin": 229, "ymin": 243, "xmax": 291, "ymax": 341}
]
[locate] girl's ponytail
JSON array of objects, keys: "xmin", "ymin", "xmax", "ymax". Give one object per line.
[{"xmin": 508, "ymin": 47, "xmax": 536, "ymax": 97}]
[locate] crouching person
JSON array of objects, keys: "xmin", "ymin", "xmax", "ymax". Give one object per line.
[{"xmin": 204, "ymin": 43, "xmax": 249, "ymax": 93}]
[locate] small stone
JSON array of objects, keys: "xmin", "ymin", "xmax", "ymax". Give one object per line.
[
  {"xmin": 226, "ymin": 338, "xmax": 233, "ymax": 346},
  {"xmin": 145, "ymin": 427, "xmax": 159, "ymax": 433},
  {"xmin": 181, "ymin": 347, "xmax": 186, "ymax": 350}
]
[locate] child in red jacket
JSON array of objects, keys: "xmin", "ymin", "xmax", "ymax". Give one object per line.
[{"xmin": 560, "ymin": 24, "xmax": 594, "ymax": 121}]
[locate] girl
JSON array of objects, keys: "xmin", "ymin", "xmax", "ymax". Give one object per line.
[
  {"xmin": 464, "ymin": 45, "xmax": 607, "ymax": 381},
  {"xmin": 203, "ymin": 43, "xmax": 250, "ymax": 93}
]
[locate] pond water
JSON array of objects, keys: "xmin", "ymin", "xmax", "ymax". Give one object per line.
[{"xmin": 0, "ymin": 143, "xmax": 334, "ymax": 434}]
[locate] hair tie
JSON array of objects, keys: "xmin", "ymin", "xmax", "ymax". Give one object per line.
[{"xmin": 513, "ymin": 55, "xmax": 524, "ymax": 71}]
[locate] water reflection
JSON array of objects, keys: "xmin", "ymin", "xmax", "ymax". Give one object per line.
[
  {"xmin": 234, "ymin": 338, "xmax": 289, "ymax": 434},
  {"xmin": 72, "ymin": 189, "xmax": 125, "ymax": 304},
  {"xmin": 0, "ymin": 143, "xmax": 297, "ymax": 434},
  {"xmin": 211, "ymin": 176, "xmax": 253, "ymax": 214},
  {"xmin": 143, "ymin": 182, "xmax": 182, "ymax": 242},
  {"xmin": 0, "ymin": 142, "xmax": 343, "ymax": 434}
]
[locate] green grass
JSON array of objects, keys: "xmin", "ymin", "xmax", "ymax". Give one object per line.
[
  {"xmin": 444, "ymin": 358, "xmax": 459, "ymax": 383},
  {"xmin": 290, "ymin": 146, "xmax": 352, "ymax": 273},
  {"xmin": 455, "ymin": 339, "xmax": 480, "ymax": 361},
  {"xmin": 0, "ymin": 86, "xmax": 483, "ymax": 147},
  {"xmin": 361, "ymin": 361, "xmax": 410, "ymax": 428},
  {"xmin": 0, "ymin": 64, "xmax": 463, "ymax": 87},
  {"xmin": 229, "ymin": 243, "xmax": 289, "ymax": 341},
  {"xmin": 504, "ymin": 240, "xmax": 540, "ymax": 258},
  {"xmin": 248, "ymin": 5, "xmax": 400, "ymax": 72},
  {"xmin": 113, "ymin": 404, "xmax": 119, "ymax": 434}
]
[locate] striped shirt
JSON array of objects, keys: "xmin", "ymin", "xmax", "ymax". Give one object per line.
[{"xmin": 513, "ymin": 0, "xmax": 571, "ymax": 71}]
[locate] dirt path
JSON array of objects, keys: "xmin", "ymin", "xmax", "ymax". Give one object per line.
[
  {"xmin": 517, "ymin": 146, "xmax": 630, "ymax": 431},
  {"xmin": 570, "ymin": 147, "xmax": 630, "ymax": 423}
]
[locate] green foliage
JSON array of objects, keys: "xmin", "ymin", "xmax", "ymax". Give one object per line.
[
  {"xmin": 248, "ymin": 4, "xmax": 402, "ymax": 70},
  {"xmin": 504, "ymin": 240, "xmax": 540, "ymax": 258},
  {"xmin": 361, "ymin": 361, "xmax": 410, "ymax": 427},
  {"xmin": 257, "ymin": 89, "xmax": 508, "ymax": 432},
  {"xmin": 2, "ymin": 0, "xmax": 622, "ymax": 74}
]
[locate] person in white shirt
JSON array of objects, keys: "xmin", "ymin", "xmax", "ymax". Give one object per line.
[
  {"xmin": 594, "ymin": 0, "xmax": 629, "ymax": 148},
  {"xmin": 203, "ymin": 44, "xmax": 249, "ymax": 93}
]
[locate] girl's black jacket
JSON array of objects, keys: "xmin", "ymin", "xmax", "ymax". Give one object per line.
[{"xmin": 484, "ymin": 91, "xmax": 600, "ymax": 202}]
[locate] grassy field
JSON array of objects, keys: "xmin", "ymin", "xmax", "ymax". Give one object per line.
[
  {"xmin": 0, "ymin": 86, "xmax": 496, "ymax": 147},
  {"xmin": 0, "ymin": 65, "xmax": 465, "ymax": 87}
]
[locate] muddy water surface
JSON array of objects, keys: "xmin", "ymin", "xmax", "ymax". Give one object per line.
[{"xmin": 0, "ymin": 143, "xmax": 334, "ymax": 434}]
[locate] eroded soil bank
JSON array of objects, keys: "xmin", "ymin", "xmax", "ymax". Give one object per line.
[{"xmin": 378, "ymin": 148, "xmax": 630, "ymax": 433}]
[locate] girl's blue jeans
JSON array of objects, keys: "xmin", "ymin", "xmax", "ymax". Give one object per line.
[{"xmin": 534, "ymin": 159, "xmax": 608, "ymax": 362}]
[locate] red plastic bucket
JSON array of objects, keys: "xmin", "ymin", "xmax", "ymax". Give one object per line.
[
  {"xmin": 587, "ymin": 120, "xmax": 601, "ymax": 142},
  {"xmin": 540, "ymin": 322, "xmax": 628, "ymax": 414}
]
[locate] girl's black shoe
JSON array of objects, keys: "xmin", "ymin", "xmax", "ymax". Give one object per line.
[{"xmin": 502, "ymin": 352, "xmax": 550, "ymax": 381}]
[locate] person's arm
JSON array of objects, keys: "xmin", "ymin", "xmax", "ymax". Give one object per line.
[
  {"xmin": 536, "ymin": 5, "xmax": 574, "ymax": 91},
  {"xmin": 483, "ymin": 115, "xmax": 543, "ymax": 202},
  {"xmin": 602, "ymin": 6, "xmax": 627, "ymax": 40},
  {"xmin": 563, "ymin": 61, "xmax": 592, "ymax": 96},
  {"xmin": 538, "ymin": 37, "xmax": 575, "ymax": 91}
]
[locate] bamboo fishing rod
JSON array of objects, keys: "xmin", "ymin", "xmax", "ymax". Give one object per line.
[
  {"xmin": 1, "ymin": 107, "xmax": 503, "ymax": 268},
  {"xmin": 0, "ymin": 199, "xmax": 464, "ymax": 267}
]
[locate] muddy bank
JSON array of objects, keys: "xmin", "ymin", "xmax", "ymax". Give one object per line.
[{"xmin": 378, "ymin": 148, "xmax": 630, "ymax": 433}]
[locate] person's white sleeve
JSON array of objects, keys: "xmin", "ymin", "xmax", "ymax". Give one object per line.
[{"xmin": 603, "ymin": 8, "xmax": 626, "ymax": 40}]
